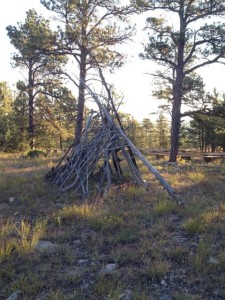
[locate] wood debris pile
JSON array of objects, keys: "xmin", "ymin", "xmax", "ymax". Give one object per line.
[
  {"xmin": 45, "ymin": 84, "xmax": 182, "ymax": 204},
  {"xmin": 45, "ymin": 109, "xmax": 143, "ymax": 194}
]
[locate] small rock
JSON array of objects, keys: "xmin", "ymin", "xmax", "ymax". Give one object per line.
[
  {"xmin": 161, "ymin": 279, "xmax": 167, "ymax": 286},
  {"xmin": 78, "ymin": 259, "xmax": 89, "ymax": 264},
  {"xmin": 36, "ymin": 240, "xmax": 57, "ymax": 253},
  {"xmin": 209, "ymin": 256, "xmax": 219, "ymax": 265},
  {"xmin": 100, "ymin": 263, "xmax": 116, "ymax": 273},
  {"xmin": 9, "ymin": 197, "xmax": 15, "ymax": 203},
  {"xmin": 73, "ymin": 240, "xmax": 81, "ymax": 246}
]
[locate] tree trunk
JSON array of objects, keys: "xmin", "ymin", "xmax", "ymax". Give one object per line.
[
  {"xmin": 170, "ymin": 68, "xmax": 184, "ymax": 161},
  {"xmin": 74, "ymin": 49, "xmax": 87, "ymax": 146},
  {"xmin": 59, "ymin": 131, "xmax": 63, "ymax": 150},
  {"xmin": 169, "ymin": 2, "xmax": 185, "ymax": 162},
  {"xmin": 170, "ymin": 92, "xmax": 182, "ymax": 162},
  {"xmin": 28, "ymin": 63, "xmax": 35, "ymax": 150}
]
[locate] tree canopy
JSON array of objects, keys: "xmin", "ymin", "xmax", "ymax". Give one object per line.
[
  {"xmin": 135, "ymin": 0, "xmax": 225, "ymax": 161},
  {"xmin": 41, "ymin": 0, "xmax": 135, "ymax": 145},
  {"xmin": 7, "ymin": 9, "xmax": 69, "ymax": 149}
]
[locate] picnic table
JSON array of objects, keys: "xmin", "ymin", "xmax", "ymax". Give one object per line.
[
  {"xmin": 203, "ymin": 154, "xmax": 224, "ymax": 163},
  {"xmin": 140, "ymin": 149, "xmax": 225, "ymax": 163}
]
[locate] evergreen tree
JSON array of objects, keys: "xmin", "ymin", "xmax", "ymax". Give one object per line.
[
  {"xmin": 135, "ymin": 0, "xmax": 225, "ymax": 161},
  {"xmin": 13, "ymin": 89, "xmax": 29, "ymax": 150},
  {"xmin": 41, "ymin": 0, "xmax": 135, "ymax": 145},
  {"xmin": 155, "ymin": 113, "xmax": 170, "ymax": 150},
  {"xmin": 7, "ymin": 9, "xmax": 67, "ymax": 149},
  {"xmin": 0, "ymin": 82, "xmax": 18, "ymax": 150},
  {"xmin": 142, "ymin": 117, "xmax": 155, "ymax": 149},
  {"xmin": 188, "ymin": 91, "xmax": 225, "ymax": 152},
  {"xmin": 36, "ymin": 87, "xmax": 77, "ymax": 149}
]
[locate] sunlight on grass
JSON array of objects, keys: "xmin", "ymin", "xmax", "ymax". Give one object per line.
[
  {"xmin": 187, "ymin": 172, "xmax": 205, "ymax": 182},
  {"xmin": 55, "ymin": 203, "xmax": 102, "ymax": 225},
  {"xmin": 0, "ymin": 219, "xmax": 46, "ymax": 261},
  {"xmin": 16, "ymin": 220, "xmax": 46, "ymax": 253}
]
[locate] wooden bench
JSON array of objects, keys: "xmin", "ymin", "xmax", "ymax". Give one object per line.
[{"xmin": 203, "ymin": 155, "xmax": 223, "ymax": 163}]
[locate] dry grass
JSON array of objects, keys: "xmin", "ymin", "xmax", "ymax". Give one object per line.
[{"xmin": 0, "ymin": 152, "xmax": 225, "ymax": 299}]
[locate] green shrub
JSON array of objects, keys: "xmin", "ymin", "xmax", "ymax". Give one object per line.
[
  {"xmin": 153, "ymin": 200, "xmax": 176, "ymax": 216},
  {"xmin": 192, "ymin": 239, "xmax": 210, "ymax": 272},
  {"xmin": 91, "ymin": 215, "xmax": 123, "ymax": 232},
  {"xmin": 144, "ymin": 259, "xmax": 170, "ymax": 282},
  {"xmin": 182, "ymin": 218, "xmax": 205, "ymax": 234},
  {"xmin": 25, "ymin": 150, "xmax": 47, "ymax": 159}
]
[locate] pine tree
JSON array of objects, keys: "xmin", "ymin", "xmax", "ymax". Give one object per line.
[
  {"xmin": 0, "ymin": 82, "xmax": 18, "ymax": 150},
  {"xmin": 135, "ymin": 0, "xmax": 225, "ymax": 161},
  {"xmin": 41, "ymin": 0, "xmax": 135, "ymax": 145},
  {"xmin": 7, "ymin": 9, "xmax": 67, "ymax": 149}
]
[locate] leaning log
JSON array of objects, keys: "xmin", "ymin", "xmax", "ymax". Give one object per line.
[{"xmin": 84, "ymin": 82, "xmax": 182, "ymax": 204}]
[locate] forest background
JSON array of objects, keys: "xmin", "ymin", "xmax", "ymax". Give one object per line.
[{"xmin": 0, "ymin": 0, "xmax": 225, "ymax": 157}]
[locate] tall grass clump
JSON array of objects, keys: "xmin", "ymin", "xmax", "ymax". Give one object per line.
[
  {"xmin": 182, "ymin": 217, "xmax": 205, "ymax": 234},
  {"xmin": 0, "ymin": 219, "xmax": 46, "ymax": 261},
  {"xmin": 54, "ymin": 203, "xmax": 102, "ymax": 225},
  {"xmin": 153, "ymin": 199, "xmax": 177, "ymax": 216},
  {"xmin": 192, "ymin": 239, "xmax": 210, "ymax": 272},
  {"xmin": 144, "ymin": 259, "xmax": 170, "ymax": 282},
  {"xmin": 16, "ymin": 220, "xmax": 46, "ymax": 253}
]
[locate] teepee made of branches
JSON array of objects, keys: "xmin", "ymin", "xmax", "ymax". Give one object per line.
[{"xmin": 45, "ymin": 81, "xmax": 182, "ymax": 204}]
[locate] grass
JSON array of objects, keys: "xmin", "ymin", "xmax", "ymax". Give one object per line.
[
  {"xmin": 182, "ymin": 217, "xmax": 206, "ymax": 234},
  {"xmin": 192, "ymin": 238, "xmax": 210, "ymax": 272},
  {"xmin": 0, "ymin": 219, "xmax": 46, "ymax": 262},
  {"xmin": 0, "ymin": 152, "xmax": 225, "ymax": 299},
  {"xmin": 153, "ymin": 198, "xmax": 177, "ymax": 216}
]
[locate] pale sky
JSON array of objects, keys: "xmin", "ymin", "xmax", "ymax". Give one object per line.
[{"xmin": 0, "ymin": 0, "xmax": 225, "ymax": 122}]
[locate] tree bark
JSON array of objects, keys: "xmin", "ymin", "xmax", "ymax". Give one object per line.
[
  {"xmin": 59, "ymin": 131, "xmax": 63, "ymax": 150},
  {"xmin": 169, "ymin": 1, "xmax": 185, "ymax": 162},
  {"xmin": 74, "ymin": 49, "xmax": 87, "ymax": 146},
  {"xmin": 28, "ymin": 62, "xmax": 35, "ymax": 150},
  {"xmin": 170, "ymin": 73, "xmax": 183, "ymax": 162}
]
